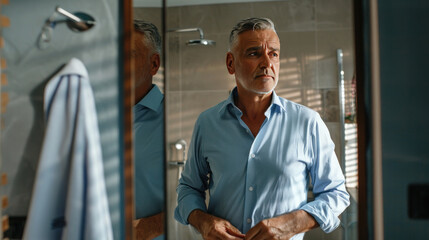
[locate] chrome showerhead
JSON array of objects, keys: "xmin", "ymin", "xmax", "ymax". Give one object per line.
[
  {"xmin": 168, "ymin": 27, "xmax": 216, "ymax": 46},
  {"xmin": 187, "ymin": 39, "xmax": 216, "ymax": 46}
]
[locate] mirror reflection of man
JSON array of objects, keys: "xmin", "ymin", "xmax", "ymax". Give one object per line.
[
  {"xmin": 174, "ymin": 17, "xmax": 350, "ymax": 240},
  {"xmin": 132, "ymin": 20, "xmax": 164, "ymax": 240}
]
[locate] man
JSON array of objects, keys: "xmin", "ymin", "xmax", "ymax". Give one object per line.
[
  {"xmin": 133, "ymin": 20, "xmax": 164, "ymax": 240},
  {"xmin": 174, "ymin": 17, "xmax": 350, "ymax": 240}
]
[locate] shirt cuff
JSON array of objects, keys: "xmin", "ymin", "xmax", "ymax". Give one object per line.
[
  {"xmin": 174, "ymin": 194, "xmax": 207, "ymax": 225},
  {"xmin": 299, "ymin": 201, "xmax": 340, "ymax": 233}
]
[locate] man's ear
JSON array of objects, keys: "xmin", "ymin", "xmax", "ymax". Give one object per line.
[
  {"xmin": 226, "ymin": 52, "xmax": 235, "ymax": 74},
  {"xmin": 150, "ymin": 53, "xmax": 161, "ymax": 76}
]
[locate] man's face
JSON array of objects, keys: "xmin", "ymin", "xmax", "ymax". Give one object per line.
[{"xmin": 227, "ymin": 29, "xmax": 280, "ymax": 96}]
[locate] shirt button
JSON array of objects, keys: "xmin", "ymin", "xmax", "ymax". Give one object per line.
[
  {"xmin": 247, "ymin": 218, "xmax": 251, "ymax": 223},
  {"xmin": 249, "ymin": 186, "xmax": 254, "ymax": 191},
  {"xmin": 250, "ymin": 153, "xmax": 255, "ymax": 158}
]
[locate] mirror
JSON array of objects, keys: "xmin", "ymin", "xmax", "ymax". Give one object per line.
[
  {"xmin": 132, "ymin": 0, "xmax": 358, "ymax": 239},
  {"xmin": 132, "ymin": 1, "xmax": 166, "ymax": 240},
  {"xmin": 163, "ymin": 0, "xmax": 357, "ymax": 240}
]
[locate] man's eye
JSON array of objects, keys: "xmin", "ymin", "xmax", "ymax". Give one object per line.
[
  {"xmin": 248, "ymin": 52, "xmax": 258, "ymax": 56},
  {"xmin": 271, "ymin": 52, "xmax": 279, "ymax": 57}
]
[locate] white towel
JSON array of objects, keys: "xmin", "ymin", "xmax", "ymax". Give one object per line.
[{"xmin": 23, "ymin": 58, "xmax": 113, "ymax": 240}]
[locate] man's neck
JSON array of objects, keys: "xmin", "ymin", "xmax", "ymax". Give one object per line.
[
  {"xmin": 235, "ymin": 89, "xmax": 272, "ymax": 120},
  {"xmin": 234, "ymin": 89, "xmax": 272, "ymax": 136}
]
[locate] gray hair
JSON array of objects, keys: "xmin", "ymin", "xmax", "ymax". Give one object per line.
[
  {"xmin": 229, "ymin": 17, "xmax": 276, "ymax": 50},
  {"xmin": 134, "ymin": 19, "xmax": 162, "ymax": 54}
]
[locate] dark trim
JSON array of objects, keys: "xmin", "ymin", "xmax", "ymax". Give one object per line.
[
  {"xmin": 162, "ymin": 0, "xmax": 168, "ymax": 239},
  {"xmin": 121, "ymin": 0, "xmax": 134, "ymax": 239},
  {"xmin": 354, "ymin": 0, "xmax": 371, "ymax": 239}
]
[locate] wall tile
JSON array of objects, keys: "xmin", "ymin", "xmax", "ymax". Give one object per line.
[
  {"xmin": 304, "ymin": 223, "xmax": 342, "ymax": 240},
  {"xmin": 166, "ymin": 91, "xmax": 182, "ymax": 144},
  {"xmin": 276, "ymin": 31, "xmax": 317, "ymax": 90},
  {"xmin": 166, "ymin": 34, "xmax": 182, "ymax": 91},
  {"xmin": 133, "ymin": 8, "xmax": 162, "ymax": 30},
  {"xmin": 179, "ymin": 3, "xmax": 255, "ymax": 35},
  {"xmin": 316, "ymin": 0, "xmax": 353, "ymax": 30},
  {"xmin": 316, "ymin": 29, "xmax": 355, "ymax": 89},
  {"xmin": 252, "ymin": 0, "xmax": 316, "ymax": 32},
  {"xmin": 166, "ymin": 7, "xmax": 182, "ymax": 29},
  {"xmin": 179, "ymin": 34, "xmax": 235, "ymax": 91}
]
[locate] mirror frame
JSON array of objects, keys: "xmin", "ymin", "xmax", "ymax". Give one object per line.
[{"xmin": 122, "ymin": 0, "xmax": 135, "ymax": 239}]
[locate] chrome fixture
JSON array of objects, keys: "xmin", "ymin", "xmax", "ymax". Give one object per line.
[
  {"xmin": 168, "ymin": 28, "xmax": 216, "ymax": 46},
  {"xmin": 169, "ymin": 139, "xmax": 187, "ymax": 166},
  {"xmin": 38, "ymin": 6, "xmax": 95, "ymax": 49},
  {"xmin": 55, "ymin": 7, "xmax": 96, "ymax": 32}
]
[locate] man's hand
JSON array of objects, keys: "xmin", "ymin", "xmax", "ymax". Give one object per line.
[
  {"xmin": 244, "ymin": 210, "xmax": 318, "ymax": 240},
  {"xmin": 133, "ymin": 212, "xmax": 164, "ymax": 240},
  {"xmin": 188, "ymin": 209, "xmax": 245, "ymax": 240}
]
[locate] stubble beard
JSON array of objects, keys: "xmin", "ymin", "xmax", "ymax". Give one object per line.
[{"xmin": 241, "ymin": 77, "xmax": 278, "ymax": 95}]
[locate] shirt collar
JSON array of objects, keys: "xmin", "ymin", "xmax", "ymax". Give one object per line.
[
  {"xmin": 219, "ymin": 87, "xmax": 286, "ymax": 116},
  {"xmin": 135, "ymin": 84, "xmax": 164, "ymax": 113}
]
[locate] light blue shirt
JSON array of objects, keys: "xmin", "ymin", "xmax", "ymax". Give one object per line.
[
  {"xmin": 134, "ymin": 85, "xmax": 165, "ymax": 240},
  {"xmin": 175, "ymin": 88, "xmax": 350, "ymax": 239}
]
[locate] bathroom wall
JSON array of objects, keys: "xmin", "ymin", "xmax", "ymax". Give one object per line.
[{"xmin": 0, "ymin": 0, "xmax": 124, "ymax": 238}]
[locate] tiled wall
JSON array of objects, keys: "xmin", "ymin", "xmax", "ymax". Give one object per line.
[{"xmin": 135, "ymin": 0, "xmax": 356, "ymax": 239}]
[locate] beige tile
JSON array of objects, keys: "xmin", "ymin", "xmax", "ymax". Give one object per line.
[
  {"xmin": 252, "ymin": 0, "xmax": 316, "ymax": 32},
  {"xmin": 179, "ymin": 33, "xmax": 235, "ymax": 91},
  {"xmin": 166, "ymin": 34, "xmax": 183, "ymax": 91},
  {"xmin": 304, "ymin": 88, "xmax": 340, "ymax": 122},
  {"xmin": 315, "ymin": 0, "xmax": 353, "ymax": 30},
  {"xmin": 316, "ymin": 29, "xmax": 355, "ymax": 89},
  {"xmin": 166, "ymin": 7, "xmax": 182, "ymax": 29},
  {"xmin": 133, "ymin": 8, "xmax": 162, "ymax": 30},
  {"xmin": 276, "ymin": 31, "xmax": 317, "ymax": 90},
  {"xmin": 179, "ymin": 3, "xmax": 255, "ymax": 35},
  {"xmin": 166, "ymin": 91, "xmax": 182, "ymax": 143},
  {"xmin": 276, "ymin": 88, "xmax": 306, "ymax": 105},
  {"xmin": 165, "ymin": 7, "xmax": 183, "ymax": 93}
]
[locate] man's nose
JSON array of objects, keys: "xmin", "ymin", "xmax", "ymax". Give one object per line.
[{"xmin": 259, "ymin": 52, "xmax": 272, "ymax": 68}]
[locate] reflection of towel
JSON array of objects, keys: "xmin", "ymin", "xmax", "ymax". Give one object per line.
[{"xmin": 23, "ymin": 58, "xmax": 113, "ymax": 240}]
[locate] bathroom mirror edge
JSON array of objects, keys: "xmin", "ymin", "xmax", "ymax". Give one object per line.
[{"xmin": 123, "ymin": 0, "xmax": 135, "ymax": 239}]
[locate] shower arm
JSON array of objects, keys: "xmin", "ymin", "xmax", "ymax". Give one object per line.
[{"xmin": 168, "ymin": 28, "xmax": 204, "ymax": 39}]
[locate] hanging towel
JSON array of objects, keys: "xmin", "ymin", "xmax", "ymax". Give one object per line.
[{"xmin": 23, "ymin": 58, "xmax": 113, "ymax": 240}]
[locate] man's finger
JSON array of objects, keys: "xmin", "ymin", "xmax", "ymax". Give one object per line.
[
  {"xmin": 226, "ymin": 227, "xmax": 245, "ymax": 238},
  {"xmin": 244, "ymin": 226, "xmax": 261, "ymax": 240}
]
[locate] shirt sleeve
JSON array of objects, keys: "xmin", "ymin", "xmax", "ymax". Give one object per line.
[
  {"xmin": 299, "ymin": 114, "xmax": 350, "ymax": 233},
  {"xmin": 174, "ymin": 116, "xmax": 210, "ymax": 225}
]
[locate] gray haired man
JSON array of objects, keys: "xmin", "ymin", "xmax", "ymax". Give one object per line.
[
  {"xmin": 133, "ymin": 20, "xmax": 165, "ymax": 240},
  {"xmin": 175, "ymin": 17, "xmax": 350, "ymax": 240}
]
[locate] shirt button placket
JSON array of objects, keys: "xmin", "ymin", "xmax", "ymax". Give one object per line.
[{"xmin": 244, "ymin": 152, "xmax": 256, "ymax": 230}]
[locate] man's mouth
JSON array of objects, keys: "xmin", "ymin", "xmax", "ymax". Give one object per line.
[{"xmin": 255, "ymin": 74, "xmax": 274, "ymax": 80}]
